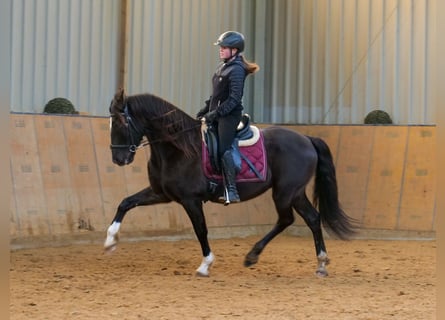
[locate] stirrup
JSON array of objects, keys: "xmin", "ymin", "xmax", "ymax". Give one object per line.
[
  {"xmin": 217, "ymin": 194, "xmax": 226, "ymax": 204},
  {"xmin": 225, "ymin": 197, "xmax": 240, "ymax": 206},
  {"xmin": 219, "ymin": 188, "xmax": 240, "ymax": 206},
  {"xmin": 218, "ymin": 188, "xmax": 228, "ymax": 204}
]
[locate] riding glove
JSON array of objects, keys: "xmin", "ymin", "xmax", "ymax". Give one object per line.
[
  {"xmin": 196, "ymin": 100, "xmax": 210, "ymax": 119},
  {"xmin": 196, "ymin": 108, "xmax": 208, "ymax": 119},
  {"xmin": 204, "ymin": 110, "xmax": 218, "ymax": 123}
]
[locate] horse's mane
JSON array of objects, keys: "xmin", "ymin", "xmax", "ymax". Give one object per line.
[{"xmin": 127, "ymin": 93, "xmax": 201, "ymax": 158}]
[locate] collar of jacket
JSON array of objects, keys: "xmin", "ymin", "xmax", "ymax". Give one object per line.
[{"xmin": 223, "ymin": 54, "xmax": 241, "ymax": 64}]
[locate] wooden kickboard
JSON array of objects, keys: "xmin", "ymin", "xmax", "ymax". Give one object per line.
[
  {"xmin": 10, "ymin": 115, "xmax": 50, "ymax": 237},
  {"xmin": 9, "ymin": 114, "xmax": 437, "ymax": 240},
  {"xmin": 398, "ymin": 127, "xmax": 436, "ymax": 231},
  {"xmin": 34, "ymin": 115, "xmax": 81, "ymax": 235},
  {"xmin": 363, "ymin": 126, "xmax": 408, "ymax": 229},
  {"xmin": 336, "ymin": 126, "xmax": 375, "ymax": 224},
  {"xmin": 62, "ymin": 117, "xmax": 105, "ymax": 232}
]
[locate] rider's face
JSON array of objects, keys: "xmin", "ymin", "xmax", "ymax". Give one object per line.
[{"xmin": 219, "ymin": 46, "xmax": 236, "ymax": 60}]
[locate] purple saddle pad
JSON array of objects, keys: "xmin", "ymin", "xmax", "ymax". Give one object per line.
[{"xmin": 202, "ymin": 131, "xmax": 267, "ymax": 182}]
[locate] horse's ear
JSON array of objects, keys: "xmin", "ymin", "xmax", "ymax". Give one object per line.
[{"xmin": 115, "ymin": 87, "xmax": 125, "ymax": 103}]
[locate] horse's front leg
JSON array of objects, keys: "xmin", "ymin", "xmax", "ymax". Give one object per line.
[
  {"xmin": 104, "ymin": 187, "xmax": 170, "ymax": 252},
  {"xmin": 181, "ymin": 200, "xmax": 214, "ymax": 277}
]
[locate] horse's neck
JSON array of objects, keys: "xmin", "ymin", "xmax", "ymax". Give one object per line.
[{"xmin": 147, "ymin": 134, "xmax": 201, "ymax": 161}]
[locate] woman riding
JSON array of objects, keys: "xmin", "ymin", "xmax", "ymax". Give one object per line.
[{"xmin": 197, "ymin": 31, "xmax": 259, "ymax": 205}]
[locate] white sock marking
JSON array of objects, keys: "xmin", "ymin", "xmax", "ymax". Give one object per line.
[
  {"xmin": 104, "ymin": 222, "xmax": 121, "ymax": 248},
  {"xmin": 196, "ymin": 252, "xmax": 215, "ymax": 277}
]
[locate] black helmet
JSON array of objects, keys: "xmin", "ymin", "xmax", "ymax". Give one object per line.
[{"xmin": 214, "ymin": 31, "xmax": 245, "ymax": 53}]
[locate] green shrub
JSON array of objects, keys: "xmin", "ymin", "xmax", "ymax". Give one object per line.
[
  {"xmin": 43, "ymin": 97, "xmax": 79, "ymax": 114},
  {"xmin": 364, "ymin": 110, "xmax": 393, "ymax": 124}
]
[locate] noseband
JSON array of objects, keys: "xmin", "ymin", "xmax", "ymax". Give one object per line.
[{"xmin": 109, "ymin": 103, "xmax": 146, "ymax": 153}]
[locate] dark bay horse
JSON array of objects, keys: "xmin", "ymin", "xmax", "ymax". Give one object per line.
[{"xmin": 104, "ymin": 88, "xmax": 356, "ymax": 277}]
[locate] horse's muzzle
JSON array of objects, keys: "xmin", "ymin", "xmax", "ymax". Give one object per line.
[{"xmin": 112, "ymin": 151, "xmax": 135, "ymax": 166}]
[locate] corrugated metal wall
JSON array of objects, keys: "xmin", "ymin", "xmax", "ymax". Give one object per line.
[
  {"xmin": 124, "ymin": 0, "xmax": 257, "ymax": 116},
  {"xmin": 8, "ymin": 0, "xmax": 436, "ymax": 124},
  {"xmin": 256, "ymin": 0, "xmax": 436, "ymax": 124},
  {"xmin": 10, "ymin": 0, "xmax": 121, "ymax": 115}
]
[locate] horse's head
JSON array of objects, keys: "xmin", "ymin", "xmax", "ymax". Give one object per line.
[{"xmin": 109, "ymin": 88, "xmax": 143, "ymax": 166}]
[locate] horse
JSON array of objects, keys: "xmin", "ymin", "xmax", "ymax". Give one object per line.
[{"xmin": 104, "ymin": 88, "xmax": 356, "ymax": 277}]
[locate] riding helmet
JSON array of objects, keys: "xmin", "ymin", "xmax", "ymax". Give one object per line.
[{"xmin": 214, "ymin": 31, "xmax": 245, "ymax": 53}]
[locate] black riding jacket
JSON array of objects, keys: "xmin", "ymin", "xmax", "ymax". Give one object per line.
[{"xmin": 206, "ymin": 55, "xmax": 247, "ymax": 117}]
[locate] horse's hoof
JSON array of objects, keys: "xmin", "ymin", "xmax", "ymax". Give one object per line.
[
  {"xmin": 244, "ymin": 253, "xmax": 258, "ymax": 267},
  {"xmin": 195, "ymin": 265, "xmax": 211, "ymax": 277},
  {"xmin": 195, "ymin": 252, "xmax": 214, "ymax": 277},
  {"xmin": 104, "ymin": 234, "xmax": 119, "ymax": 252},
  {"xmin": 104, "ymin": 238, "xmax": 117, "ymax": 253},
  {"xmin": 315, "ymin": 268, "xmax": 328, "ymax": 277},
  {"xmin": 244, "ymin": 260, "xmax": 254, "ymax": 267},
  {"xmin": 104, "ymin": 243, "xmax": 117, "ymax": 254},
  {"xmin": 195, "ymin": 270, "xmax": 210, "ymax": 277}
]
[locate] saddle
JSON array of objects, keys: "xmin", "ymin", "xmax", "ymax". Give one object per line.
[{"xmin": 201, "ymin": 114, "xmax": 265, "ymax": 181}]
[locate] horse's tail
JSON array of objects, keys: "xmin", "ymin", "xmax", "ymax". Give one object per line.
[{"xmin": 308, "ymin": 136, "xmax": 357, "ymax": 240}]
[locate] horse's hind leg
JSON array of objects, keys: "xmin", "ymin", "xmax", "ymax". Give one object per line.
[
  {"xmin": 104, "ymin": 187, "xmax": 170, "ymax": 251},
  {"xmin": 244, "ymin": 201, "xmax": 295, "ymax": 267},
  {"xmin": 293, "ymin": 195, "xmax": 330, "ymax": 277}
]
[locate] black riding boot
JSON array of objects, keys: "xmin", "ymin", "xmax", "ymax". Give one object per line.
[{"xmin": 219, "ymin": 150, "xmax": 241, "ymax": 205}]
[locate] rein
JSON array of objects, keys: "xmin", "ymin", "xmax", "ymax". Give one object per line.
[{"xmin": 109, "ymin": 103, "xmax": 200, "ymax": 153}]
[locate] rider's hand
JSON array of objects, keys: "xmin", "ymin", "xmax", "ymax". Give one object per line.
[
  {"xmin": 196, "ymin": 109, "xmax": 207, "ymax": 119},
  {"xmin": 204, "ymin": 110, "xmax": 218, "ymax": 123},
  {"xmin": 196, "ymin": 103, "xmax": 210, "ymax": 120}
]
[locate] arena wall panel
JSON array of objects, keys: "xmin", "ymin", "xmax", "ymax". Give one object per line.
[
  {"xmin": 9, "ymin": 114, "xmax": 436, "ymax": 247},
  {"xmin": 34, "ymin": 115, "xmax": 80, "ymax": 235},
  {"xmin": 62, "ymin": 116, "xmax": 105, "ymax": 233},
  {"xmin": 10, "ymin": 115, "xmax": 50, "ymax": 238},
  {"xmin": 398, "ymin": 127, "xmax": 436, "ymax": 231},
  {"xmin": 336, "ymin": 126, "xmax": 375, "ymax": 224},
  {"xmin": 363, "ymin": 126, "xmax": 409, "ymax": 229}
]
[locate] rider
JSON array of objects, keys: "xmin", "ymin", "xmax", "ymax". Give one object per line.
[{"xmin": 197, "ymin": 31, "xmax": 259, "ymax": 205}]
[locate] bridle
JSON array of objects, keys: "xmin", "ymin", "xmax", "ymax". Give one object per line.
[
  {"xmin": 109, "ymin": 100, "xmax": 202, "ymax": 154},
  {"xmin": 109, "ymin": 103, "xmax": 148, "ymax": 153}
]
